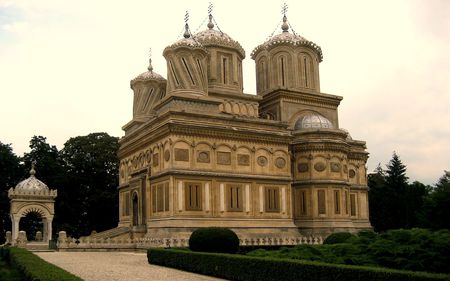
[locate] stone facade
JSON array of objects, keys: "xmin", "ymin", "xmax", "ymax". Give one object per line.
[{"xmin": 116, "ymin": 12, "xmax": 371, "ymax": 241}]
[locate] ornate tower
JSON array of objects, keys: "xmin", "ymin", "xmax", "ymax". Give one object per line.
[{"xmin": 163, "ymin": 19, "xmax": 209, "ymax": 96}]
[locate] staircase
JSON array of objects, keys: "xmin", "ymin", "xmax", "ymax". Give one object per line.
[
  {"xmin": 26, "ymin": 242, "xmax": 54, "ymax": 252},
  {"xmin": 87, "ymin": 227, "xmax": 130, "ymax": 239}
]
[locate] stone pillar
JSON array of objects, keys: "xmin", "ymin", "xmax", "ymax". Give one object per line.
[
  {"xmin": 5, "ymin": 231, "xmax": 11, "ymax": 244},
  {"xmin": 57, "ymin": 231, "xmax": 67, "ymax": 249},
  {"xmin": 35, "ymin": 231, "xmax": 43, "ymax": 242},
  {"xmin": 47, "ymin": 218, "xmax": 53, "ymax": 242},
  {"xmin": 11, "ymin": 216, "xmax": 19, "ymax": 243},
  {"xmin": 17, "ymin": 230, "xmax": 28, "ymax": 248}
]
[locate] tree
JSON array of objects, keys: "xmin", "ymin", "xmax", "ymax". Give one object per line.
[
  {"xmin": 59, "ymin": 133, "xmax": 119, "ymax": 237},
  {"xmin": 421, "ymin": 171, "xmax": 450, "ymax": 230},
  {"xmin": 368, "ymin": 163, "xmax": 389, "ymax": 232},
  {"xmin": 0, "ymin": 142, "xmax": 22, "ymax": 243}
]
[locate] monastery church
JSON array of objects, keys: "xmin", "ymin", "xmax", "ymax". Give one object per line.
[{"xmin": 114, "ymin": 8, "xmax": 371, "ymax": 241}]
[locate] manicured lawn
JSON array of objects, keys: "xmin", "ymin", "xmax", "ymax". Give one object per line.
[{"xmin": 0, "ymin": 258, "xmax": 22, "ymax": 281}]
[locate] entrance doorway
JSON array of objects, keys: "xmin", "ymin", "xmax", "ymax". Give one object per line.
[{"xmin": 19, "ymin": 211, "xmax": 43, "ymax": 241}]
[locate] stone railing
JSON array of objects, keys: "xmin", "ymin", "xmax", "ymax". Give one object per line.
[{"xmin": 56, "ymin": 231, "xmax": 323, "ymax": 251}]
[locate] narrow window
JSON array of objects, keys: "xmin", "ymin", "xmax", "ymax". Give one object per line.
[
  {"xmin": 344, "ymin": 191, "xmax": 349, "ymax": 214},
  {"xmin": 304, "ymin": 57, "xmax": 309, "ymax": 87},
  {"xmin": 280, "ymin": 57, "xmax": 285, "ymax": 87},
  {"xmin": 318, "ymin": 190, "xmax": 326, "ymax": 215},
  {"xmin": 265, "ymin": 186, "xmax": 280, "ymax": 212},
  {"xmin": 151, "ymin": 187, "xmax": 156, "ymax": 213},
  {"xmin": 222, "ymin": 57, "xmax": 228, "ymax": 84},
  {"xmin": 334, "ymin": 190, "xmax": 340, "ymax": 214},
  {"xmin": 197, "ymin": 59, "xmax": 204, "ymax": 81},
  {"xmin": 169, "ymin": 61, "xmax": 180, "ymax": 86},
  {"xmin": 157, "ymin": 185, "xmax": 164, "ymax": 212},
  {"xmin": 164, "ymin": 183, "xmax": 169, "ymax": 212},
  {"xmin": 350, "ymin": 194, "xmax": 357, "ymax": 216},
  {"xmin": 301, "ymin": 191, "xmax": 307, "ymax": 215},
  {"xmin": 227, "ymin": 185, "xmax": 243, "ymax": 211},
  {"xmin": 142, "ymin": 88, "xmax": 154, "ymax": 111},
  {"xmin": 185, "ymin": 182, "xmax": 202, "ymax": 211},
  {"xmin": 181, "ymin": 57, "xmax": 195, "ymax": 85}
]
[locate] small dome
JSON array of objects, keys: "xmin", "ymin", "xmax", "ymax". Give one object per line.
[
  {"xmin": 14, "ymin": 166, "xmax": 49, "ymax": 191},
  {"xmin": 251, "ymin": 15, "xmax": 323, "ymax": 61},
  {"xmin": 295, "ymin": 113, "xmax": 333, "ymax": 130},
  {"xmin": 194, "ymin": 29, "xmax": 245, "ymax": 58},
  {"xmin": 131, "ymin": 70, "xmax": 165, "ymax": 84}
]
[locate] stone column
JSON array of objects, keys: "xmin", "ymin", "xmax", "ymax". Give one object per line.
[
  {"xmin": 47, "ymin": 219, "xmax": 53, "ymax": 242},
  {"xmin": 11, "ymin": 216, "xmax": 19, "ymax": 243},
  {"xmin": 43, "ymin": 218, "xmax": 48, "ymax": 242}
]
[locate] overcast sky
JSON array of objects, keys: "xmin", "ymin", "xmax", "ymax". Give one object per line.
[{"xmin": 0, "ymin": 0, "xmax": 449, "ymax": 184}]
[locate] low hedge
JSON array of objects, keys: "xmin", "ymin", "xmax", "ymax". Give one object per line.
[
  {"xmin": 147, "ymin": 248, "xmax": 450, "ymax": 281},
  {"xmin": 189, "ymin": 227, "xmax": 240, "ymax": 254},
  {"xmin": 4, "ymin": 247, "xmax": 83, "ymax": 281}
]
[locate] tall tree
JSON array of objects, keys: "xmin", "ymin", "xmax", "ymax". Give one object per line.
[
  {"xmin": 421, "ymin": 171, "xmax": 450, "ymax": 230},
  {"xmin": 368, "ymin": 163, "xmax": 389, "ymax": 232},
  {"xmin": 59, "ymin": 132, "xmax": 119, "ymax": 237},
  {"xmin": 0, "ymin": 142, "xmax": 23, "ymax": 243}
]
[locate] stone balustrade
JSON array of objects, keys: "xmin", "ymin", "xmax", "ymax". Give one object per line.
[{"xmin": 56, "ymin": 231, "xmax": 323, "ymax": 250}]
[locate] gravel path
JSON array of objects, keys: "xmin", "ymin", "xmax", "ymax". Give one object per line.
[{"xmin": 36, "ymin": 251, "xmax": 226, "ymax": 281}]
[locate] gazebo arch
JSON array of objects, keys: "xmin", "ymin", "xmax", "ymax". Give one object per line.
[{"xmin": 8, "ymin": 163, "xmax": 57, "ymax": 244}]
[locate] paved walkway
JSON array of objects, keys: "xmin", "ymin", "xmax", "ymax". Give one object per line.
[{"xmin": 36, "ymin": 251, "xmax": 226, "ymax": 281}]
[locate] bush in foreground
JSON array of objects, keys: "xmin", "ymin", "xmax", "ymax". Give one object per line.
[
  {"xmin": 189, "ymin": 227, "xmax": 239, "ymax": 254},
  {"xmin": 148, "ymin": 248, "xmax": 450, "ymax": 281},
  {"xmin": 323, "ymin": 232, "xmax": 355, "ymax": 244},
  {"xmin": 3, "ymin": 247, "xmax": 82, "ymax": 281},
  {"xmin": 247, "ymin": 228, "xmax": 450, "ymax": 274}
]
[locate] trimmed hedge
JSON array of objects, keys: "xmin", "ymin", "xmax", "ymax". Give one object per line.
[
  {"xmin": 189, "ymin": 227, "xmax": 239, "ymax": 254},
  {"xmin": 323, "ymin": 232, "xmax": 355, "ymax": 244},
  {"xmin": 147, "ymin": 248, "xmax": 450, "ymax": 281},
  {"xmin": 3, "ymin": 247, "xmax": 83, "ymax": 281}
]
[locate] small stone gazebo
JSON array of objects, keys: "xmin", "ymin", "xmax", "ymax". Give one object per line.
[{"xmin": 8, "ymin": 163, "xmax": 57, "ymax": 245}]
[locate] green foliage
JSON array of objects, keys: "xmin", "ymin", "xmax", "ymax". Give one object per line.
[
  {"xmin": 0, "ymin": 142, "xmax": 22, "ymax": 244},
  {"xmin": 148, "ymin": 248, "xmax": 450, "ymax": 281},
  {"xmin": 247, "ymin": 229, "xmax": 450, "ymax": 275},
  {"xmin": 3, "ymin": 247, "xmax": 82, "ymax": 281},
  {"xmin": 420, "ymin": 171, "xmax": 450, "ymax": 230},
  {"xmin": 189, "ymin": 227, "xmax": 240, "ymax": 254},
  {"xmin": 323, "ymin": 232, "xmax": 354, "ymax": 244}
]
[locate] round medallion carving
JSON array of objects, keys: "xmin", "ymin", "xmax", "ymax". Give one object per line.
[
  {"xmin": 349, "ymin": 169, "xmax": 356, "ymax": 178},
  {"xmin": 257, "ymin": 156, "xmax": 268, "ymax": 166},
  {"xmin": 164, "ymin": 150, "xmax": 170, "ymax": 161},
  {"xmin": 330, "ymin": 162, "xmax": 341, "ymax": 172},
  {"xmin": 275, "ymin": 157, "xmax": 286, "ymax": 169},
  {"xmin": 314, "ymin": 162, "xmax": 326, "ymax": 172},
  {"xmin": 298, "ymin": 163, "xmax": 309, "ymax": 173},
  {"xmin": 198, "ymin": 151, "xmax": 210, "ymax": 163}
]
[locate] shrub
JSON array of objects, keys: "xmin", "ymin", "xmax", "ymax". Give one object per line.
[
  {"xmin": 148, "ymin": 248, "xmax": 450, "ymax": 281},
  {"xmin": 189, "ymin": 227, "xmax": 239, "ymax": 254},
  {"xmin": 7, "ymin": 247, "xmax": 82, "ymax": 281},
  {"xmin": 323, "ymin": 232, "xmax": 354, "ymax": 244}
]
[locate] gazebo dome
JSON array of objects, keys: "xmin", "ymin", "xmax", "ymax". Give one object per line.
[
  {"xmin": 295, "ymin": 113, "xmax": 333, "ymax": 130},
  {"xmin": 14, "ymin": 166, "xmax": 49, "ymax": 191}
]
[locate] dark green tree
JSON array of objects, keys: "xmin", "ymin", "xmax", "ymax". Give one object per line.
[
  {"xmin": 421, "ymin": 171, "xmax": 450, "ymax": 230},
  {"xmin": 368, "ymin": 164, "xmax": 389, "ymax": 232},
  {"xmin": 59, "ymin": 133, "xmax": 119, "ymax": 237},
  {"xmin": 0, "ymin": 142, "xmax": 23, "ymax": 243}
]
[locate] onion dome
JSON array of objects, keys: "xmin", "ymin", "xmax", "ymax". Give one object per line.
[
  {"xmin": 131, "ymin": 58, "xmax": 166, "ymax": 88},
  {"xmin": 163, "ymin": 14, "xmax": 208, "ymax": 96},
  {"xmin": 295, "ymin": 113, "xmax": 333, "ymax": 130},
  {"xmin": 14, "ymin": 163, "xmax": 49, "ymax": 191},
  {"xmin": 194, "ymin": 15, "xmax": 245, "ymax": 58},
  {"xmin": 251, "ymin": 15, "xmax": 323, "ymax": 61},
  {"xmin": 129, "ymin": 54, "xmax": 167, "ymax": 119}
]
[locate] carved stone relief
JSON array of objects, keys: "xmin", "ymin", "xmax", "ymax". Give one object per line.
[
  {"xmin": 217, "ymin": 152, "xmax": 231, "ymax": 165},
  {"xmin": 174, "ymin": 148, "xmax": 189, "ymax": 162},
  {"xmin": 197, "ymin": 151, "xmax": 210, "ymax": 163},
  {"xmin": 152, "ymin": 153, "xmax": 159, "ymax": 167},
  {"xmin": 257, "ymin": 156, "xmax": 268, "ymax": 166},
  {"xmin": 314, "ymin": 162, "xmax": 326, "ymax": 172},
  {"xmin": 330, "ymin": 162, "xmax": 341, "ymax": 172},
  {"xmin": 164, "ymin": 150, "xmax": 170, "ymax": 161},
  {"xmin": 349, "ymin": 169, "xmax": 356, "ymax": 178},
  {"xmin": 237, "ymin": 154, "xmax": 250, "ymax": 166},
  {"xmin": 275, "ymin": 157, "xmax": 286, "ymax": 169},
  {"xmin": 298, "ymin": 163, "xmax": 309, "ymax": 173}
]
